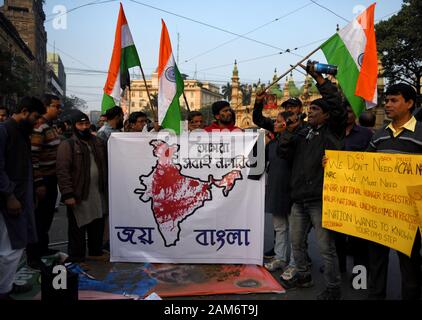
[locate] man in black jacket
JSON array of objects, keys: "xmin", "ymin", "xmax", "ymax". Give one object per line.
[
  {"xmin": 253, "ymin": 96, "xmax": 301, "ymax": 274},
  {"xmin": 0, "ymin": 97, "xmax": 45, "ymax": 300},
  {"xmin": 278, "ymin": 70, "xmax": 346, "ymax": 300}
]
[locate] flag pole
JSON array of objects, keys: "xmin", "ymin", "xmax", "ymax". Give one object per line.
[
  {"xmin": 127, "ymin": 86, "xmax": 131, "ymax": 115},
  {"xmin": 182, "ymin": 92, "xmax": 191, "ymax": 113},
  {"xmin": 139, "ymin": 64, "xmax": 157, "ymax": 121},
  {"xmin": 262, "ymin": 46, "xmax": 321, "ymax": 93}
]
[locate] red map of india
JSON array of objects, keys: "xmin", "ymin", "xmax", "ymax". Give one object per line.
[{"xmin": 134, "ymin": 140, "xmax": 242, "ymax": 246}]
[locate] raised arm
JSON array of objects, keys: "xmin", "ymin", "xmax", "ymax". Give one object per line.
[{"xmin": 252, "ymin": 95, "xmax": 275, "ymax": 132}]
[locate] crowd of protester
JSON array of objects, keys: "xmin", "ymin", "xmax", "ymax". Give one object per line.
[{"xmin": 0, "ymin": 66, "xmax": 421, "ymax": 301}]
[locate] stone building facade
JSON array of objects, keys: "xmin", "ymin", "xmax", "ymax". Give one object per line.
[
  {"xmin": 127, "ymin": 71, "xmax": 223, "ymax": 114},
  {"xmin": 0, "ymin": 10, "xmax": 34, "ymax": 106},
  {"xmin": 47, "ymin": 52, "xmax": 66, "ymax": 98},
  {"xmin": 1, "ymin": 0, "xmax": 47, "ymax": 96},
  {"xmin": 230, "ymin": 60, "xmax": 388, "ymax": 130},
  {"xmin": 230, "ymin": 61, "xmax": 321, "ymax": 129}
]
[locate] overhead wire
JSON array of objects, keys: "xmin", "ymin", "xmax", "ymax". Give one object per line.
[
  {"xmin": 129, "ymin": 0, "xmax": 302, "ymax": 53},
  {"xmin": 48, "ymin": 1, "xmax": 347, "ymax": 79},
  {"xmin": 376, "ymin": 10, "xmax": 399, "ymax": 22},
  {"xmin": 183, "ymin": 1, "xmax": 313, "ymax": 63},
  {"xmin": 48, "ymin": 43, "xmax": 93, "ymax": 69},
  {"xmin": 310, "ymin": 0, "xmax": 349, "ymax": 22},
  {"xmin": 196, "ymin": 35, "xmax": 330, "ymax": 73},
  {"xmin": 49, "ymin": 1, "xmax": 399, "ymax": 105}
]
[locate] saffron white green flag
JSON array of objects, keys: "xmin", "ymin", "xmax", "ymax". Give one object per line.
[
  {"xmin": 158, "ymin": 20, "xmax": 184, "ymax": 135},
  {"xmin": 321, "ymin": 3, "xmax": 378, "ymax": 116},
  {"xmin": 102, "ymin": 3, "xmax": 140, "ymax": 113}
]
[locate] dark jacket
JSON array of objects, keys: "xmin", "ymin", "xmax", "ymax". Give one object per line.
[
  {"xmin": 0, "ymin": 119, "xmax": 37, "ymax": 249},
  {"xmin": 252, "ymin": 100, "xmax": 291, "ymax": 216},
  {"xmin": 56, "ymin": 134, "xmax": 108, "ymax": 204},
  {"xmin": 265, "ymin": 139, "xmax": 291, "ymax": 215},
  {"xmin": 345, "ymin": 124, "xmax": 373, "ymax": 151},
  {"xmin": 252, "ymin": 100, "xmax": 275, "ymax": 132},
  {"xmin": 278, "ymin": 79, "xmax": 346, "ymax": 203}
]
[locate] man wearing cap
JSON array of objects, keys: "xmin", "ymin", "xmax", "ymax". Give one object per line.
[
  {"xmin": 277, "ymin": 70, "xmax": 346, "ymax": 300},
  {"xmin": 204, "ymin": 101, "xmax": 241, "ymax": 132},
  {"xmin": 282, "ymin": 97, "xmax": 301, "ymax": 114},
  {"xmin": 282, "ymin": 97, "xmax": 307, "ymax": 125},
  {"xmin": 56, "ymin": 112, "xmax": 108, "ymax": 262}
]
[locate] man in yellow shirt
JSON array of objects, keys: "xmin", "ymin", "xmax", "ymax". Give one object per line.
[{"xmin": 367, "ymin": 83, "xmax": 421, "ymax": 300}]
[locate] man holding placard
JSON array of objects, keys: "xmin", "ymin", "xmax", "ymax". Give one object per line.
[{"xmin": 366, "ymin": 83, "xmax": 422, "ymax": 300}]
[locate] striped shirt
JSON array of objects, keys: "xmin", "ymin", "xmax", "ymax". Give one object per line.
[
  {"xmin": 367, "ymin": 117, "xmax": 422, "ymax": 154},
  {"xmin": 31, "ymin": 120, "xmax": 61, "ymax": 184}
]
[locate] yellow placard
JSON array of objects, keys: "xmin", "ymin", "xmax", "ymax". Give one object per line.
[
  {"xmin": 323, "ymin": 150, "xmax": 422, "ymax": 256},
  {"xmin": 406, "ymin": 185, "xmax": 422, "ymax": 235}
]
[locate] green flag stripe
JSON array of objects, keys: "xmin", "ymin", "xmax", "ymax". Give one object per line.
[
  {"xmin": 174, "ymin": 64, "xmax": 184, "ymax": 95},
  {"xmin": 101, "ymin": 93, "xmax": 116, "ymax": 113},
  {"xmin": 321, "ymin": 34, "xmax": 365, "ymax": 117},
  {"xmin": 121, "ymin": 45, "xmax": 141, "ymax": 70},
  {"xmin": 162, "ymin": 97, "xmax": 182, "ymax": 134},
  {"xmin": 120, "ymin": 45, "xmax": 141, "ymax": 91}
]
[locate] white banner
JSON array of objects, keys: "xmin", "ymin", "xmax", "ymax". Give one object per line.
[{"xmin": 108, "ymin": 131, "xmax": 265, "ymax": 264}]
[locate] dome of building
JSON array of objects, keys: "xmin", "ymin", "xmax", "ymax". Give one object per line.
[
  {"xmin": 288, "ymin": 80, "xmax": 300, "ymax": 97},
  {"xmin": 269, "ymin": 86, "xmax": 284, "ymax": 98}
]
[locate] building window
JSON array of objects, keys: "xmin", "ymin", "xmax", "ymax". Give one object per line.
[
  {"xmin": 190, "ymin": 92, "xmax": 194, "ymax": 98},
  {"xmin": 8, "ymin": 6, "xmax": 29, "ymax": 13}
]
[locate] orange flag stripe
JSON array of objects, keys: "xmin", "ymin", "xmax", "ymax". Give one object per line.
[
  {"xmin": 158, "ymin": 19, "xmax": 173, "ymax": 79},
  {"xmin": 103, "ymin": 3, "xmax": 126, "ymax": 95},
  {"xmin": 356, "ymin": 3, "xmax": 378, "ymax": 101}
]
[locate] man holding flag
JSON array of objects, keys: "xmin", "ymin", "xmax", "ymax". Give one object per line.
[
  {"xmin": 262, "ymin": 3, "xmax": 378, "ymax": 118},
  {"xmin": 277, "ymin": 65, "xmax": 346, "ymax": 299}
]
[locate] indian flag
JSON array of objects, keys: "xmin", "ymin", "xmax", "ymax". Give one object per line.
[
  {"xmin": 158, "ymin": 20, "xmax": 184, "ymax": 134},
  {"xmin": 102, "ymin": 3, "xmax": 141, "ymax": 113},
  {"xmin": 321, "ymin": 3, "xmax": 378, "ymax": 116}
]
